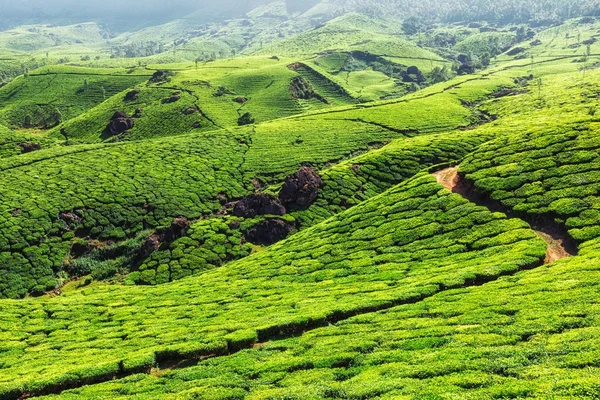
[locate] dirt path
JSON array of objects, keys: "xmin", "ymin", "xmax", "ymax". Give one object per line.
[{"xmin": 433, "ymin": 167, "xmax": 574, "ymax": 264}]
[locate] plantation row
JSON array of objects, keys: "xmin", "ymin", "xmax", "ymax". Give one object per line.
[
  {"xmin": 0, "ymin": 173, "xmax": 547, "ymax": 398},
  {"xmin": 461, "ymin": 123, "xmax": 600, "ymax": 244},
  {"xmin": 50, "ymin": 87, "xmax": 213, "ymax": 143},
  {"xmin": 0, "ymin": 132, "xmax": 249, "ymax": 298},
  {"xmin": 0, "ymin": 67, "xmax": 150, "ymax": 129},
  {"xmin": 135, "ymin": 130, "xmax": 491, "ymax": 284},
  {"xmin": 0, "ymin": 48, "xmax": 554, "ymax": 298},
  {"xmin": 39, "ymin": 238, "xmax": 600, "ymax": 400}
]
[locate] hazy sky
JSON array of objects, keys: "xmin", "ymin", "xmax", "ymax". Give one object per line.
[{"xmin": 0, "ymin": 0, "xmax": 273, "ymax": 29}]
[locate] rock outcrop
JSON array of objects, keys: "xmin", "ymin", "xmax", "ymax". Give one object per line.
[
  {"xmin": 233, "ymin": 193, "xmax": 286, "ymax": 218},
  {"xmin": 245, "ymin": 219, "xmax": 293, "ymax": 245},
  {"xmin": 106, "ymin": 112, "xmax": 134, "ymax": 136},
  {"xmin": 279, "ymin": 166, "xmax": 323, "ymax": 207}
]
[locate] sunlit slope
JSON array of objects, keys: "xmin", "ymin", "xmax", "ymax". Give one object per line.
[
  {"xmin": 0, "ymin": 66, "xmax": 150, "ymax": 129},
  {"xmin": 0, "ymin": 36, "xmax": 591, "ymax": 298},
  {"xmin": 134, "ymin": 130, "xmax": 492, "ymax": 285},
  {"xmin": 41, "ymin": 239, "xmax": 600, "ymax": 400},
  {"xmin": 255, "ymin": 13, "xmax": 441, "ymax": 60},
  {"xmin": 0, "ymin": 173, "xmax": 546, "ymax": 398},
  {"xmin": 49, "ymin": 57, "xmax": 361, "ymax": 143}
]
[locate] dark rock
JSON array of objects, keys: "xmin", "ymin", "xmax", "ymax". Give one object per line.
[
  {"xmin": 139, "ymin": 217, "xmax": 191, "ymax": 259},
  {"xmin": 233, "ymin": 97, "xmax": 248, "ymax": 104},
  {"xmin": 468, "ymin": 22, "xmax": 482, "ymax": 28},
  {"xmin": 507, "ymin": 47, "xmax": 525, "ymax": 56},
  {"xmin": 233, "ymin": 193, "xmax": 286, "ymax": 218},
  {"xmin": 19, "ymin": 142, "xmax": 41, "ymax": 153},
  {"xmin": 279, "ymin": 166, "xmax": 323, "ymax": 207},
  {"xmin": 228, "ymin": 221, "xmax": 241, "ymax": 230},
  {"xmin": 192, "ymin": 122, "xmax": 202, "ymax": 128},
  {"xmin": 479, "ymin": 26, "xmax": 497, "ymax": 33},
  {"xmin": 583, "ymin": 37, "xmax": 597, "ymax": 46},
  {"xmin": 184, "ymin": 107, "xmax": 198, "ymax": 115},
  {"xmin": 162, "ymin": 217, "xmax": 191, "ymax": 243},
  {"xmin": 140, "ymin": 234, "xmax": 161, "ymax": 260},
  {"xmin": 149, "ymin": 70, "xmax": 172, "ymax": 83},
  {"xmin": 162, "ymin": 95, "xmax": 180, "ymax": 104},
  {"xmin": 133, "ymin": 108, "xmax": 143, "ymax": 118},
  {"xmin": 124, "ymin": 89, "xmax": 140, "ymax": 101},
  {"xmin": 106, "ymin": 112, "xmax": 134, "ymax": 136},
  {"xmin": 245, "ymin": 219, "xmax": 293, "ymax": 245},
  {"xmin": 60, "ymin": 211, "xmax": 82, "ymax": 226}
]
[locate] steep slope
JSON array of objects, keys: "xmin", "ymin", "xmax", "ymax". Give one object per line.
[
  {"xmin": 0, "ymin": 173, "xmax": 546, "ymax": 399},
  {"xmin": 0, "ymin": 66, "xmax": 151, "ymax": 130}
]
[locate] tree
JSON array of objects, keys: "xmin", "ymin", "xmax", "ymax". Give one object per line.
[
  {"xmin": 481, "ymin": 52, "xmax": 491, "ymax": 67},
  {"xmin": 428, "ymin": 65, "xmax": 452, "ymax": 84},
  {"xmin": 51, "ymin": 108, "xmax": 63, "ymax": 126},
  {"xmin": 24, "ymin": 114, "xmax": 33, "ymax": 128},
  {"xmin": 402, "ymin": 16, "xmax": 424, "ymax": 35}
]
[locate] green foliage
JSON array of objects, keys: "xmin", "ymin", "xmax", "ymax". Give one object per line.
[
  {"xmin": 0, "ymin": 173, "xmax": 546, "ymax": 397},
  {"xmin": 461, "ymin": 124, "xmax": 600, "ymax": 244},
  {"xmin": 0, "ymin": 66, "xmax": 150, "ymax": 129}
]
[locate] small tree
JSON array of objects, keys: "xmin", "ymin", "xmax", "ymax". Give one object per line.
[
  {"xmin": 24, "ymin": 114, "xmax": 33, "ymax": 128},
  {"xmin": 51, "ymin": 107, "xmax": 63, "ymax": 126},
  {"xmin": 402, "ymin": 16, "xmax": 424, "ymax": 35}
]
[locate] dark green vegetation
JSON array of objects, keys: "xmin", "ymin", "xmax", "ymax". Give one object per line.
[{"xmin": 1, "ymin": 3, "xmax": 600, "ymax": 399}]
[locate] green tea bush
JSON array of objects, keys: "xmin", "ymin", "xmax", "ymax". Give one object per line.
[
  {"xmin": 460, "ymin": 123, "xmax": 600, "ymax": 244},
  {"xmin": 0, "ymin": 173, "xmax": 546, "ymax": 397}
]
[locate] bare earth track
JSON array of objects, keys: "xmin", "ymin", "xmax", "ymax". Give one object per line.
[{"xmin": 433, "ymin": 167, "xmax": 574, "ymax": 264}]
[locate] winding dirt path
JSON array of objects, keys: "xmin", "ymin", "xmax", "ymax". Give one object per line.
[{"xmin": 433, "ymin": 167, "xmax": 573, "ymax": 264}]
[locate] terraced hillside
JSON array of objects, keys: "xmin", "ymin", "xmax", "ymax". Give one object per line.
[
  {"xmin": 1, "ymin": 11, "xmax": 600, "ymax": 400},
  {"xmin": 0, "ymin": 66, "xmax": 151, "ymax": 130}
]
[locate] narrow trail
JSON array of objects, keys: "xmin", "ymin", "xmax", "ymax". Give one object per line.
[{"xmin": 432, "ymin": 167, "xmax": 575, "ymax": 264}]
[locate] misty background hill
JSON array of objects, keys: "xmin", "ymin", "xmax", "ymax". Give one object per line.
[{"xmin": 2, "ymin": 0, "xmax": 598, "ymax": 31}]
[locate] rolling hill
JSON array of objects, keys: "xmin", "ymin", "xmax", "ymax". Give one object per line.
[{"xmin": 0, "ymin": 5, "xmax": 600, "ymax": 400}]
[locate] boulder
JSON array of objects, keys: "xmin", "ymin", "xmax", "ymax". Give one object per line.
[
  {"xmin": 149, "ymin": 70, "xmax": 172, "ymax": 83},
  {"xmin": 233, "ymin": 193, "xmax": 286, "ymax": 218},
  {"xmin": 124, "ymin": 89, "xmax": 140, "ymax": 101},
  {"xmin": 161, "ymin": 217, "xmax": 190, "ymax": 243},
  {"xmin": 245, "ymin": 219, "xmax": 293, "ymax": 245},
  {"xmin": 184, "ymin": 107, "xmax": 198, "ymax": 115},
  {"xmin": 530, "ymin": 39, "xmax": 542, "ymax": 47},
  {"xmin": 233, "ymin": 97, "xmax": 248, "ymax": 104},
  {"xmin": 162, "ymin": 95, "xmax": 180, "ymax": 104},
  {"xmin": 279, "ymin": 166, "xmax": 323, "ymax": 207},
  {"xmin": 19, "ymin": 142, "xmax": 41, "ymax": 153},
  {"xmin": 106, "ymin": 112, "xmax": 134, "ymax": 136},
  {"xmin": 139, "ymin": 217, "xmax": 190, "ymax": 259}
]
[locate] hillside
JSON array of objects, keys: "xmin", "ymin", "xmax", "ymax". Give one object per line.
[{"xmin": 0, "ymin": 5, "xmax": 600, "ymax": 400}]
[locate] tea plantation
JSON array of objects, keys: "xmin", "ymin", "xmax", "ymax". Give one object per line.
[
  {"xmin": 0, "ymin": 173, "xmax": 547, "ymax": 398},
  {"xmin": 0, "ymin": 9, "xmax": 600, "ymax": 400}
]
